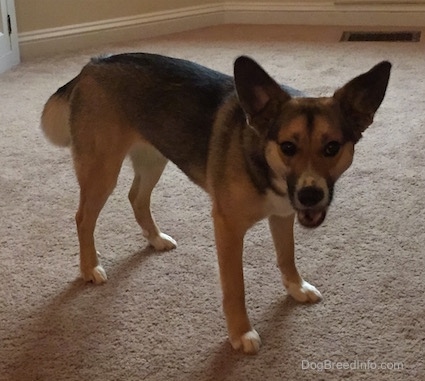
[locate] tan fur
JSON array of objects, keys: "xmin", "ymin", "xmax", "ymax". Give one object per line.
[{"xmin": 41, "ymin": 96, "xmax": 71, "ymax": 147}]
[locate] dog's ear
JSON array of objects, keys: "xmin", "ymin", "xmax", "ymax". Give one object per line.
[
  {"xmin": 334, "ymin": 61, "xmax": 391, "ymax": 141},
  {"xmin": 234, "ymin": 56, "xmax": 290, "ymax": 120}
]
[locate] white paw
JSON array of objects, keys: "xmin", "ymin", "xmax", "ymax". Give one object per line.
[
  {"xmin": 147, "ymin": 232, "xmax": 177, "ymax": 251},
  {"xmin": 82, "ymin": 265, "xmax": 107, "ymax": 284},
  {"xmin": 284, "ymin": 279, "xmax": 322, "ymax": 303},
  {"xmin": 231, "ymin": 329, "xmax": 261, "ymax": 354}
]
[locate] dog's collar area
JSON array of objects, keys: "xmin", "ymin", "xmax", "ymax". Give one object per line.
[{"xmin": 245, "ymin": 115, "xmax": 261, "ymax": 137}]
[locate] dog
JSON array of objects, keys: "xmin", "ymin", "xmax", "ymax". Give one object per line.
[{"xmin": 41, "ymin": 53, "xmax": 391, "ymax": 354}]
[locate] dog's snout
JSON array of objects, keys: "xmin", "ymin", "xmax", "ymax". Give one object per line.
[{"xmin": 297, "ymin": 186, "xmax": 324, "ymax": 207}]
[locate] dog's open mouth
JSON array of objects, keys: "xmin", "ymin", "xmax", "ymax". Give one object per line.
[{"xmin": 297, "ymin": 209, "xmax": 327, "ymax": 228}]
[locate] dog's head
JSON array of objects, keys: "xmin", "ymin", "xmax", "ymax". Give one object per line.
[{"xmin": 234, "ymin": 56, "xmax": 391, "ymax": 228}]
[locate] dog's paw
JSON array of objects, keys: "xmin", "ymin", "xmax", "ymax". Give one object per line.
[
  {"xmin": 81, "ymin": 265, "xmax": 107, "ymax": 284},
  {"xmin": 147, "ymin": 232, "xmax": 177, "ymax": 251},
  {"xmin": 230, "ymin": 329, "xmax": 261, "ymax": 354},
  {"xmin": 284, "ymin": 279, "xmax": 322, "ymax": 303}
]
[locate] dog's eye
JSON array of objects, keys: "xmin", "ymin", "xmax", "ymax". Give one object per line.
[
  {"xmin": 280, "ymin": 141, "xmax": 297, "ymax": 156},
  {"xmin": 324, "ymin": 141, "xmax": 341, "ymax": 157}
]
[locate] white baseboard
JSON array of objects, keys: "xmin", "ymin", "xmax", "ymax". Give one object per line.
[
  {"xmin": 18, "ymin": 1, "xmax": 425, "ymax": 59},
  {"xmin": 225, "ymin": 1, "xmax": 425, "ymax": 26}
]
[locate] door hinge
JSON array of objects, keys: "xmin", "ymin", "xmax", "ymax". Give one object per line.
[{"xmin": 7, "ymin": 15, "xmax": 12, "ymax": 35}]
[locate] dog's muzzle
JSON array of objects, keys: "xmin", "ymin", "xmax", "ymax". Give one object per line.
[{"xmin": 296, "ymin": 186, "xmax": 327, "ymax": 228}]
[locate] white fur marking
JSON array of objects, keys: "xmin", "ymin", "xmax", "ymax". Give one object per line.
[
  {"xmin": 147, "ymin": 233, "xmax": 177, "ymax": 251},
  {"xmin": 284, "ymin": 278, "xmax": 322, "ymax": 303},
  {"xmin": 265, "ymin": 191, "xmax": 294, "ymax": 218},
  {"xmin": 231, "ymin": 329, "xmax": 261, "ymax": 354},
  {"xmin": 83, "ymin": 265, "xmax": 107, "ymax": 284}
]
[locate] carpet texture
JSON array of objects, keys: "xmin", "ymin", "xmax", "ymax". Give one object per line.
[{"xmin": 1, "ymin": 25, "xmax": 424, "ymax": 381}]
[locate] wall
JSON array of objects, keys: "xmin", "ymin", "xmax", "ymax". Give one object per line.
[
  {"xmin": 15, "ymin": 0, "xmax": 206, "ymax": 33},
  {"xmin": 15, "ymin": 1, "xmax": 425, "ymax": 59},
  {"xmin": 16, "ymin": 0, "xmax": 223, "ymax": 58},
  {"xmin": 19, "ymin": 0, "xmax": 425, "ymax": 35}
]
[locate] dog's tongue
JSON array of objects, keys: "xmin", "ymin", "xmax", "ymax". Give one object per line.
[{"xmin": 297, "ymin": 209, "xmax": 327, "ymax": 228}]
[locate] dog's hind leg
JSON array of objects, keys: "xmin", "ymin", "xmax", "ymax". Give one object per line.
[
  {"xmin": 129, "ymin": 143, "xmax": 177, "ymax": 251},
  {"xmin": 74, "ymin": 148, "xmax": 127, "ymax": 283}
]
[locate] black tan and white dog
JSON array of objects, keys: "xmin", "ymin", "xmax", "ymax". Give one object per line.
[{"xmin": 41, "ymin": 53, "xmax": 391, "ymax": 353}]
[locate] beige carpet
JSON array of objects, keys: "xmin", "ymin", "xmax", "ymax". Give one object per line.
[{"xmin": 1, "ymin": 25, "xmax": 424, "ymax": 381}]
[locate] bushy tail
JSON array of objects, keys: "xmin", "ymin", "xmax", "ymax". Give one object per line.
[{"xmin": 40, "ymin": 77, "xmax": 78, "ymax": 147}]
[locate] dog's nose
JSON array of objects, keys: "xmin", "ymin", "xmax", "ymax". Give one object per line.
[{"xmin": 297, "ymin": 186, "xmax": 324, "ymax": 207}]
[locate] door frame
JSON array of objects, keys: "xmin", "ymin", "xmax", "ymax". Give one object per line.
[{"xmin": 0, "ymin": 0, "xmax": 20, "ymax": 74}]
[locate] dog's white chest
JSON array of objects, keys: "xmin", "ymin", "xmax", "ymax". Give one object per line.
[{"xmin": 265, "ymin": 191, "xmax": 294, "ymax": 218}]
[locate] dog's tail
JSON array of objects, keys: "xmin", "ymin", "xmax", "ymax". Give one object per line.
[{"xmin": 40, "ymin": 76, "xmax": 78, "ymax": 147}]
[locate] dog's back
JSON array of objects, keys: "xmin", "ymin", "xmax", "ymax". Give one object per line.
[{"xmin": 42, "ymin": 53, "xmax": 235, "ymax": 187}]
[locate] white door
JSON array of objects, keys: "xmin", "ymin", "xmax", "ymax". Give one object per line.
[{"xmin": 0, "ymin": 0, "xmax": 19, "ymax": 74}]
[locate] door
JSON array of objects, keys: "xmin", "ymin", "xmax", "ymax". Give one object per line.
[{"xmin": 0, "ymin": 0, "xmax": 19, "ymax": 74}]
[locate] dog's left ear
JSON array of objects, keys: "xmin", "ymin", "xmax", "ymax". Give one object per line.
[
  {"xmin": 234, "ymin": 56, "xmax": 290, "ymax": 120},
  {"xmin": 334, "ymin": 61, "xmax": 391, "ymax": 141}
]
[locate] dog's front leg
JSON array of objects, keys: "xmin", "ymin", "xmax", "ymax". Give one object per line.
[
  {"xmin": 212, "ymin": 208, "xmax": 261, "ymax": 354},
  {"xmin": 268, "ymin": 214, "xmax": 322, "ymax": 303}
]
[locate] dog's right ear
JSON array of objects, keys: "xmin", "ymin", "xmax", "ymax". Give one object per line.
[{"xmin": 234, "ymin": 56, "xmax": 290, "ymax": 120}]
